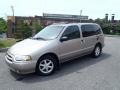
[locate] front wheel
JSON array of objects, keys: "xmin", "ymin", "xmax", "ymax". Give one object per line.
[
  {"xmin": 92, "ymin": 45, "xmax": 102, "ymax": 58},
  {"xmin": 36, "ymin": 55, "xmax": 57, "ymax": 76}
]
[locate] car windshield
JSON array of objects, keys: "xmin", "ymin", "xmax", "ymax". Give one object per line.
[{"xmin": 33, "ymin": 25, "xmax": 65, "ymax": 40}]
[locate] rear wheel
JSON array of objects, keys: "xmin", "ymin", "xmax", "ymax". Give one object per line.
[
  {"xmin": 92, "ymin": 44, "xmax": 102, "ymax": 58},
  {"xmin": 36, "ymin": 55, "xmax": 57, "ymax": 76}
]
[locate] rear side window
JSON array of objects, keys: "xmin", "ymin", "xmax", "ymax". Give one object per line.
[
  {"xmin": 81, "ymin": 24, "xmax": 101, "ymax": 37},
  {"xmin": 62, "ymin": 25, "xmax": 80, "ymax": 40}
]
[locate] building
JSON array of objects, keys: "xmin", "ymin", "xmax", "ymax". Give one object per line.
[{"xmin": 7, "ymin": 13, "xmax": 90, "ymax": 38}]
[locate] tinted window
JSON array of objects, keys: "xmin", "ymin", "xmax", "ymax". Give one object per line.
[
  {"xmin": 81, "ymin": 24, "xmax": 101, "ymax": 37},
  {"xmin": 62, "ymin": 25, "xmax": 80, "ymax": 40},
  {"xmin": 93, "ymin": 25, "xmax": 101, "ymax": 35}
]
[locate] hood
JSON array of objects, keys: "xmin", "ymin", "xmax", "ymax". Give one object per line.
[{"xmin": 8, "ymin": 39, "xmax": 51, "ymax": 55}]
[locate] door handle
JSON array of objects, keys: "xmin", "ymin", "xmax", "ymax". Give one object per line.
[
  {"xmin": 81, "ymin": 39, "xmax": 85, "ymax": 43},
  {"xmin": 96, "ymin": 36, "xmax": 99, "ymax": 40}
]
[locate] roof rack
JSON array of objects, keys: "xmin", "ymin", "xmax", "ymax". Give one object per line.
[{"xmin": 52, "ymin": 22, "xmax": 69, "ymax": 25}]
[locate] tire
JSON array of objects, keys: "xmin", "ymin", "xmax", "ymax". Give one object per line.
[
  {"xmin": 91, "ymin": 44, "xmax": 102, "ymax": 58},
  {"xmin": 36, "ymin": 55, "xmax": 57, "ymax": 76}
]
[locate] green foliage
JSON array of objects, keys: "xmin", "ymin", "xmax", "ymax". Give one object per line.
[
  {"xmin": 14, "ymin": 20, "xmax": 32, "ymax": 39},
  {"xmin": 95, "ymin": 18, "xmax": 120, "ymax": 35},
  {"xmin": 35, "ymin": 25, "xmax": 43, "ymax": 33},
  {"xmin": 101, "ymin": 24, "xmax": 120, "ymax": 34},
  {"xmin": 14, "ymin": 32, "xmax": 22, "ymax": 39},
  {"xmin": 32, "ymin": 20, "xmax": 43, "ymax": 33},
  {"xmin": 0, "ymin": 38, "xmax": 17, "ymax": 48},
  {"xmin": 102, "ymin": 24, "xmax": 111, "ymax": 34},
  {"xmin": 0, "ymin": 18, "xmax": 7, "ymax": 33},
  {"xmin": 115, "ymin": 24, "xmax": 120, "ymax": 33},
  {"xmin": 21, "ymin": 23, "xmax": 32, "ymax": 39},
  {"xmin": 14, "ymin": 19, "xmax": 44, "ymax": 39}
]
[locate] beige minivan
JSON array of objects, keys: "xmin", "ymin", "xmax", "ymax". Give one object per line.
[{"xmin": 5, "ymin": 23, "xmax": 104, "ymax": 76}]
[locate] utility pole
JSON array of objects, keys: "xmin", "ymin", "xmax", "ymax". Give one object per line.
[
  {"xmin": 11, "ymin": 6, "xmax": 15, "ymax": 33},
  {"xmin": 80, "ymin": 10, "xmax": 82, "ymax": 23}
]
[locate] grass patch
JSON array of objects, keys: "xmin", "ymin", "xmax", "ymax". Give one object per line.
[{"xmin": 0, "ymin": 38, "xmax": 17, "ymax": 48}]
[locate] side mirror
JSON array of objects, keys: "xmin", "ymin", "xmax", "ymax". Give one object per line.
[{"xmin": 60, "ymin": 36, "xmax": 68, "ymax": 42}]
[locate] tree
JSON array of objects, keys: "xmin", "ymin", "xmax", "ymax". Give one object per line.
[
  {"xmin": 21, "ymin": 23, "xmax": 32, "ymax": 39},
  {"xmin": 102, "ymin": 24, "xmax": 112, "ymax": 34},
  {"xmin": 31, "ymin": 19, "xmax": 43, "ymax": 34},
  {"xmin": 35, "ymin": 24, "xmax": 43, "ymax": 33},
  {"xmin": 14, "ymin": 20, "xmax": 32, "ymax": 39},
  {"xmin": 14, "ymin": 19, "xmax": 43, "ymax": 39},
  {"xmin": 0, "ymin": 18, "xmax": 7, "ymax": 33},
  {"xmin": 114, "ymin": 24, "xmax": 120, "ymax": 34}
]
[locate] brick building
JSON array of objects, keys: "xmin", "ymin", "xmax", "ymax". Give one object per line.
[{"xmin": 7, "ymin": 13, "xmax": 90, "ymax": 38}]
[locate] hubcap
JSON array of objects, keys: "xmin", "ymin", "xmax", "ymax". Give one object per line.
[
  {"xmin": 39, "ymin": 59, "xmax": 54, "ymax": 74},
  {"xmin": 95, "ymin": 47, "xmax": 100, "ymax": 56}
]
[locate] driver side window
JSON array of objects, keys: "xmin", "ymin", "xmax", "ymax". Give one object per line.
[{"xmin": 62, "ymin": 25, "xmax": 80, "ymax": 40}]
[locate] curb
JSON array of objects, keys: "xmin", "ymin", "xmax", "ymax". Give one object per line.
[
  {"xmin": 0, "ymin": 47, "xmax": 9, "ymax": 52},
  {"xmin": 105, "ymin": 34, "xmax": 120, "ymax": 37}
]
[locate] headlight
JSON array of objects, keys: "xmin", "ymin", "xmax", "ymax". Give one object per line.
[{"xmin": 15, "ymin": 55, "xmax": 32, "ymax": 61}]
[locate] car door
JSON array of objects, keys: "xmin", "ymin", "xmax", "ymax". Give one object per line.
[
  {"xmin": 59, "ymin": 25, "xmax": 85, "ymax": 62},
  {"xmin": 81, "ymin": 24, "xmax": 98, "ymax": 52}
]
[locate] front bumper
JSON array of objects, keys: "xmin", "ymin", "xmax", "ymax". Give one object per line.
[{"xmin": 5, "ymin": 54, "xmax": 37, "ymax": 74}]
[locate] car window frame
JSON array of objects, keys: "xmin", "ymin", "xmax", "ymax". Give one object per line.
[
  {"xmin": 60, "ymin": 25, "xmax": 81, "ymax": 41},
  {"xmin": 81, "ymin": 24, "xmax": 101, "ymax": 37}
]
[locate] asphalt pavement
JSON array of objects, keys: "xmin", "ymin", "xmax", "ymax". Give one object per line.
[{"xmin": 0, "ymin": 36, "xmax": 120, "ymax": 90}]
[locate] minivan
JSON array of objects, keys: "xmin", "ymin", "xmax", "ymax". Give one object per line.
[{"xmin": 5, "ymin": 23, "xmax": 104, "ymax": 76}]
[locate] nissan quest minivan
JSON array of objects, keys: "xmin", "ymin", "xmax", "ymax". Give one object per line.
[{"xmin": 5, "ymin": 23, "xmax": 104, "ymax": 76}]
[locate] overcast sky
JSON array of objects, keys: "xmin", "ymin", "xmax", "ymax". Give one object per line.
[{"xmin": 0, "ymin": 0, "xmax": 120, "ymax": 20}]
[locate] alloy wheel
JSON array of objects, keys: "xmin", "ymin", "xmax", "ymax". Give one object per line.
[{"xmin": 39, "ymin": 59, "xmax": 54, "ymax": 74}]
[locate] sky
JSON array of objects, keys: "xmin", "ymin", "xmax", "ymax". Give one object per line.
[{"xmin": 0, "ymin": 0, "xmax": 120, "ymax": 20}]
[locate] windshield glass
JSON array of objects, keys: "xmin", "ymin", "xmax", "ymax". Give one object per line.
[{"xmin": 33, "ymin": 25, "xmax": 65, "ymax": 40}]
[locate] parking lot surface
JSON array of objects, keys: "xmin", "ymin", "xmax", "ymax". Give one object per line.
[{"xmin": 0, "ymin": 36, "xmax": 120, "ymax": 90}]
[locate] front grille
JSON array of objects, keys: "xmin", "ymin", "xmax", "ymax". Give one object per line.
[{"xmin": 6, "ymin": 53, "xmax": 13, "ymax": 62}]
